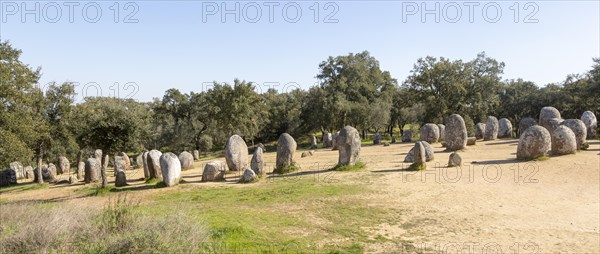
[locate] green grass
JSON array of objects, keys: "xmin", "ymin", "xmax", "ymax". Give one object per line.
[
  {"xmin": 76, "ymin": 185, "xmax": 117, "ymax": 196},
  {"xmin": 330, "ymin": 162, "xmax": 367, "ymax": 171},
  {"xmin": 144, "ymin": 177, "xmax": 160, "ymax": 184},
  {"xmin": 145, "ymin": 177, "xmax": 391, "ymax": 253},
  {"xmin": 534, "ymin": 156, "xmax": 550, "ymax": 161},
  {"xmin": 0, "ymin": 183, "xmax": 48, "ymax": 194},
  {"xmin": 408, "ymin": 163, "xmax": 427, "ymax": 171},
  {"xmin": 272, "ymin": 163, "xmax": 301, "ymax": 174}
]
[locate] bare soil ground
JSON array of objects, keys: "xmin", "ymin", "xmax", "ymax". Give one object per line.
[{"xmin": 3, "ymin": 139, "xmax": 599, "ymax": 253}]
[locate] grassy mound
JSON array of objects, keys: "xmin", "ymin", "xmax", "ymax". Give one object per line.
[
  {"xmin": 272, "ymin": 163, "xmax": 300, "ymax": 174},
  {"xmin": 330, "ymin": 162, "xmax": 366, "ymax": 171}
]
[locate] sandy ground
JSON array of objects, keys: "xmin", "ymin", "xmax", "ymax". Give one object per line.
[{"xmin": 3, "ymin": 138, "xmax": 599, "ymax": 253}]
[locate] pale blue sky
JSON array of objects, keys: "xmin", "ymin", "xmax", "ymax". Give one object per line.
[{"xmin": 1, "ymin": 1, "xmax": 598, "ymax": 102}]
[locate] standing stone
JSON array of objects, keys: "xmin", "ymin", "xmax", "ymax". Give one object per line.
[
  {"xmin": 310, "ymin": 136, "xmax": 318, "ymax": 149},
  {"xmin": 276, "ymin": 133, "xmax": 297, "ymax": 170},
  {"xmin": 94, "ymin": 149, "xmax": 102, "ymax": 161},
  {"xmin": 193, "ymin": 150, "xmax": 200, "ymax": 161},
  {"xmin": 331, "ymin": 131, "xmax": 340, "ymax": 150},
  {"xmin": 251, "ymin": 147, "xmax": 265, "ymax": 176},
  {"xmin": 159, "ymin": 152, "xmax": 181, "ymax": 187},
  {"xmin": 517, "ymin": 126, "xmax": 551, "ymax": 160},
  {"xmin": 119, "ymin": 152, "xmax": 131, "ymax": 170},
  {"xmin": 142, "ymin": 151, "xmax": 150, "ymax": 179},
  {"xmin": 561, "ymin": 119, "xmax": 587, "ymax": 149},
  {"xmin": 24, "ymin": 166, "xmax": 33, "ymax": 179},
  {"xmin": 135, "ymin": 154, "xmax": 143, "ymax": 169},
  {"xmin": 240, "ymin": 169, "xmax": 257, "ymax": 183},
  {"xmin": 581, "ymin": 111, "xmax": 597, "ymax": 139},
  {"xmin": 373, "ymin": 133, "xmax": 381, "ymax": 145},
  {"xmin": 178, "ymin": 151, "xmax": 194, "ymax": 170},
  {"xmin": 539, "ymin": 107, "xmax": 561, "ymax": 132},
  {"xmin": 225, "ymin": 135, "xmax": 249, "ymax": 171},
  {"xmin": 391, "ymin": 136, "xmax": 397, "ymax": 144},
  {"xmin": 437, "ymin": 124, "xmax": 446, "ymax": 142},
  {"xmin": 115, "ymin": 171, "xmax": 127, "ymax": 187},
  {"xmin": 34, "ymin": 164, "xmax": 53, "ymax": 182},
  {"xmin": 257, "ymin": 143, "xmax": 265, "ymax": 152},
  {"xmin": 202, "ymin": 161, "xmax": 227, "ymax": 182},
  {"xmin": 518, "ymin": 117, "xmax": 537, "ymax": 136},
  {"xmin": 447, "ymin": 152, "xmax": 462, "ymax": 167},
  {"xmin": 411, "ymin": 142, "xmax": 427, "ymax": 170},
  {"xmin": 545, "ymin": 118, "xmax": 564, "ymax": 134},
  {"xmin": 47, "ymin": 163, "xmax": 57, "ymax": 178},
  {"xmin": 322, "ymin": 133, "xmax": 333, "ymax": 148},
  {"xmin": 420, "ymin": 123, "xmax": 440, "ymax": 143},
  {"xmin": 77, "ymin": 162, "xmax": 85, "ymax": 180},
  {"xmin": 84, "ymin": 158, "xmax": 100, "ymax": 183},
  {"xmin": 475, "ymin": 123, "xmax": 486, "ymax": 140},
  {"xmin": 402, "ymin": 131, "xmax": 412, "ymax": 142},
  {"xmin": 147, "ymin": 150, "xmax": 163, "ymax": 179},
  {"xmin": 69, "ymin": 175, "xmax": 77, "ymax": 184},
  {"xmin": 466, "ymin": 137, "xmax": 477, "ymax": 146},
  {"xmin": 57, "ymin": 156, "xmax": 70, "ymax": 175},
  {"xmin": 498, "ymin": 118, "xmax": 513, "ymax": 138},
  {"xmin": 337, "ymin": 126, "xmax": 361, "ymax": 166},
  {"xmin": 301, "ymin": 151, "xmax": 313, "ymax": 158},
  {"xmin": 0, "ymin": 169, "xmax": 17, "ymax": 187},
  {"xmin": 445, "ymin": 114, "xmax": 468, "ymax": 151},
  {"xmin": 113, "ymin": 156, "xmax": 127, "ymax": 176},
  {"xmin": 404, "ymin": 141, "xmax": 434, "ymax": 162},
  {"xmin": 484, "ymin": 116, "xmax": 499, "ymax": 141},
  {"xmin": 9, "ymin": 162, "xmax": 24, "ymax": 179},
  {"xmin": 551, "ymin": 125, "xmax": 577, "ymax": 155}
]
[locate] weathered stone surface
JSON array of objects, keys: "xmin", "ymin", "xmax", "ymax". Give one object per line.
[
  {"xmin": 517, "ymin": 126, "xmax": 551, "ymax": 160},
  {"xmin": 225, "ymin": 135, "xmax": 248, "ymax": 171},
  {"xmin": 240, "ymin": 168, "xmax": 257, "ymax": 183},
  {"xmin": 113, "ymin": 156, "xmax": 127, "ymax": 175},
  {"xmin": 498, "ymin": 118, "xmax": 513, "ymax": 138},
  {"xmin": 337, "ymin": 126, "xmax": 361, "ymax": 166},
  {"xmin": 551, "ymin": 125, "xmax": 577, "ymax": 155},
  {"xmin": 24, "ymin": 166, "xmax": 33, "ymax": 179},
  {"xmin": 518, "ymin": 117, "xmax": 537, "ymax": 136},
  {"xmin": 484, "ymin": 116, "xmax": 499, "ymax": 141},
  {"xmin": 102, "ymin": 155, "xmax": 109, "ymax": 170},
  {"xmin": 475, "ymin": 123, "xmax": 486, "ymax": 140},
  {"xmin": 69, "ymin": 175, "xmax": 77, "ymax": 184},
  {"xmin": 251, "ymin": 147, "xmax": 265, "ymax": 176},
  {"xmin": 373, "ymin": 133, "xmax": 381, "ymax": 145},
  {"xmin": 447, "ymin": 152, "xmax": 462, "ymax": 167},
  {"xmin": 94, "ymin": 149, "xmax": 102, "ymax": 161},
  {"xmin": 322, "ymin": 133, "xmax": 333, "ymax": 148},
  {"xmin": 119, "ymin": 152, "xmax": 131, "ymax": 170},
  {"xmin": 404, "ymin": 141, "xmax": 434, "ymax": 162},
  {"xmin": 539, "ymin": 107, "xmax": 561, "ymax": 132},
  {"xmin": 142, "ymin": 151, "xmax": 150, "ymax": 179},
  {"xmin": 561, "ymin": 119, "xmax": 587, "ymax": 149},
  {"xmin": 178, "ymin": 151, "xmax": 194, "ymax": 170},
  {"xmin": 420, "ymin": 123, "xmax": 440, "ymax": 143},
  {"xmin": 301, "ymin": 151, "xmax": 312, "ymax": 158},
  {"xmin": 147, "ymin": 150, "xmax": 163, "ymax": 179},
  {"xmin": 437, "ymin": 124, "xmax": 446, "ymax": 141},
  {"xmin": 77, "ymin": 162, "xmax": 84, "ymax": 180},
  {"xmin": 276, "ymin": 133, "xmax": 297, "ymax": 170},
  {"xmin": 445, "ymin": 114, "xmax": 468, "ymax": 151},
  {"xmin": 467, "ymin": 137, "xmax": 477, "ymax": 146},
  {"xmin": 412, "ymin": 142, "xmax": 426, "ymax": 166},
  {"xmin": 545, "ymin": 118, "xmax": 564, "ymax": 134},
  {"xmin": 160, "ymin": 152, "xmax": 181, "ymax": 187},
  {"xmin": 331, "ymin": 131, "xmax": 340, "ymax": 150},
  {"xmin": 581, "ymin": 111, "xmax": 597, "ymax": 139},
  {"xmin": 9, "ymin": 162, "xmax": 24, "ymax": 179},
  {"xmin": 202, "ymin": 161, "xmax": 227, "ymax": 182},
  {"xmin": 402, "ymin": 131, "xmax": 412, "ymax": 142},
  {"xmin": 47, "ymin": 164, "xmax": 57, "ymax": 179},
  {"xmin": 135, "ymin": 154, "xmax": 143, "ymax": 169},
  {"xmin": 193, "ymin": 150, "xmax": 200, "ymax": 161},
  {"xmin": 115, "ymin": 171, "xmax": 127, "ymax": 187},
  {"xmin": 310, "ymin": 136, "xmax": 318, "ymax": 149},
  {"xmin": 0, "ymin": 169, "xmax": 17, "ymax": 187},
  {"xmin": 257, "ymin": 143, "xmax": 265, "ymax": 152},
  {"xmin": 84, "ymin": 158, "xmax": 100, "ymax": 183}
]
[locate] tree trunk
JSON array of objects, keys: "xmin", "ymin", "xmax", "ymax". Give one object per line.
[
  {"xmin": 36, "ymin": 146, "xmax": 44, "ymax": 184},
  {"xmin": 101, "ymin": 154, "xmax": 108, "ymax": 188}
]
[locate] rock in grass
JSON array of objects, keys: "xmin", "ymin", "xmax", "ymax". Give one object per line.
[
  {"xmin": 581, "ymin": 111, "xmax": 597, "ymax": 139},
  {"xmin": 276, "ymin": 133, "xmax": 297, "ymax": 171},
  {"xmin": 84, "ymin": 158, "xmax": 100, "ymax": 183},
  {"xmin": 115, "ymin": 171, "xmax": 127, "ymax": 187},
  {"xmin": 517, "ymin": 125, "xmax": 551, "ymax": 160},
  {"xmin": 420, "ymin": 123, "xmax": 440, "ymax": 143},
  {"xmin": 518, "ymin": 117, "xmax": 537, "ymax": 136},
  {"xmin": 551, "ymin": 125, "xmax": 577, "ymax": 155},
  {"xmin": 404, "ymin": 141, "xmax": 434, "ymax": 162},
  {"xmin": 498, "ymin": 118, "xmax": 513, "ymax": 138},
  {"xmin": 484, "ymin": 116, "xmax": 499, "ymax": 141},
  {"xmin": 251, "ymin": 147, "xmax": 265, "ymax": 176},
  {"xmin": 159, "ymin": 152, "xmax": 181, "ymax": 187},
  {"xmin": 337, "ymin": 126, "xmax": 361, "ymax": 166},
  {"xmin": 202, "ymin": 161, "xmax": 227, "ymax": 182},
  {"xmin": 560, "ymin": 119, "xmax": 587, "ymax": 150},
  {"xmin": 475, "ymin": 123, "xmax": 486, "ymax": 140},
  {"xmin": 240, "ymin": 168, "xmax": 257, "ymax": 183},
  {"xmin": 225, "ymin": 135, "xmax": 249, "ymax": 171},
  {"xmin": 539, "ymin": 106, "xmax": 561, "ymax": 132},
  {"xmin": 147, "ymin": 150, "xmax": 163, "ymax": 179},
  {"xmin": 447, "ymin": 152, "xmax": 462, "ymax": 167},
  {"xmin": 178, "ymin": 151, "xmax": 194, "ymax": 170},
  {"xmin": 445, "ymin": 114, "xmax": 468, "ymax": 151}
]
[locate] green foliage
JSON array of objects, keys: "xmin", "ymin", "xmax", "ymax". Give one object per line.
[
  {"xmin": 198, "ymin": 135, "xmax": 213, "ymax": 152},
  {"xmin": 273, "ymin": 163, "xmax": 300, "ymax": 174},
  {"xmin": 330, "ymin": 162, "xmax": 366, "ymax": 171}
]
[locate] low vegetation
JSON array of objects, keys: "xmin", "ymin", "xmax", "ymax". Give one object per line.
[{"xmin": 330, "ymin": 162, "xmax": 367, "ymax": 171}]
